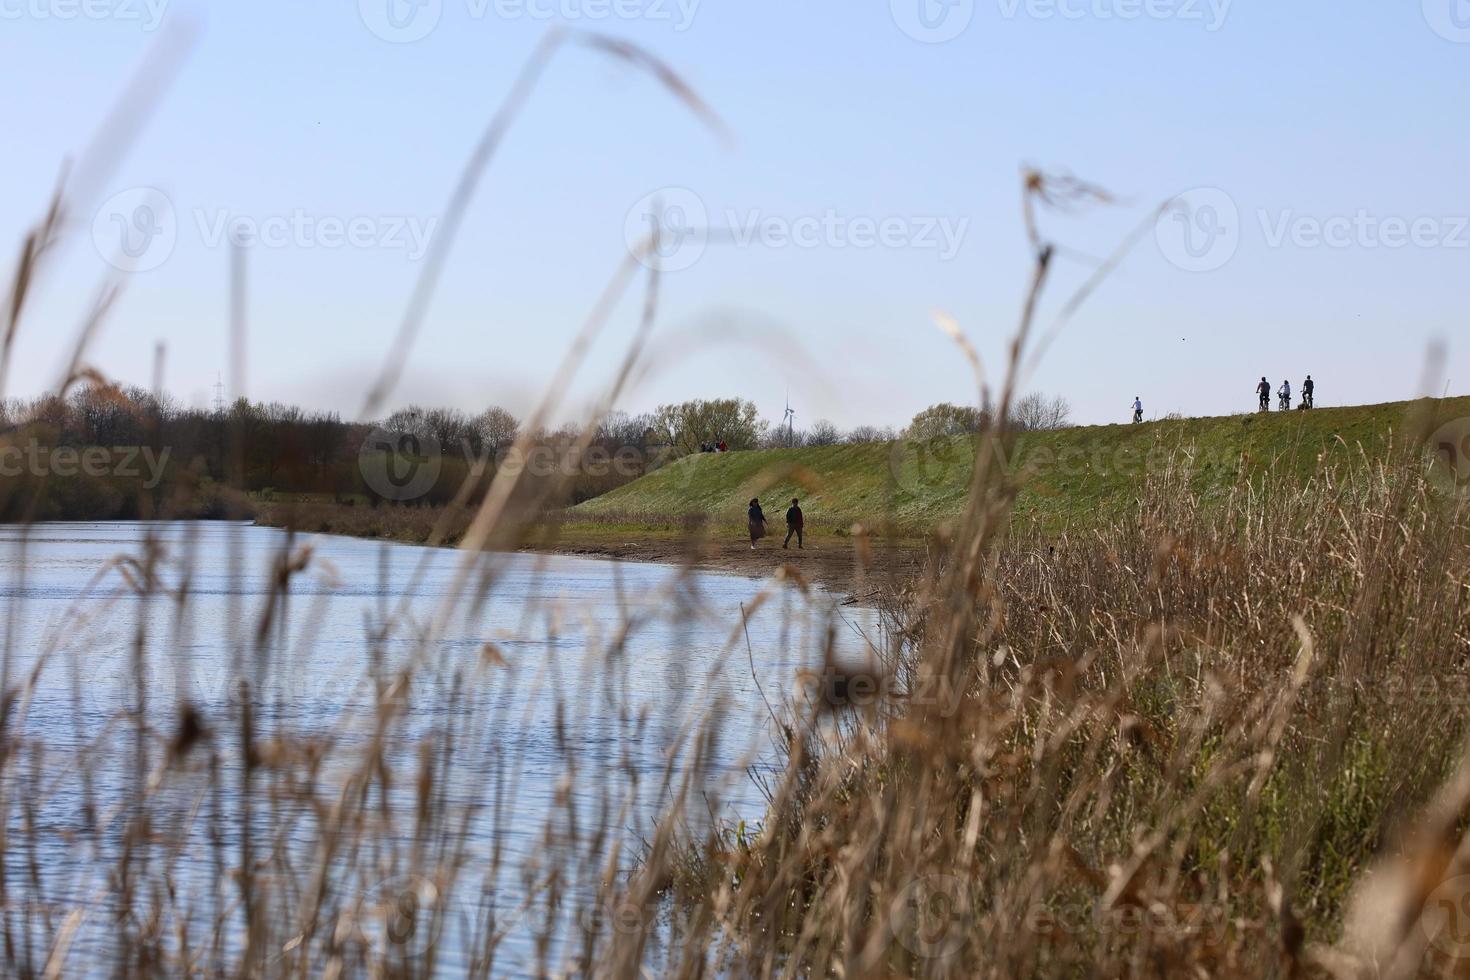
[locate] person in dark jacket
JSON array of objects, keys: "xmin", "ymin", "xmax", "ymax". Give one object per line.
[
  {"xmin": 747, "ymin": 498, "xmax": 767, "ymax": 549},
  {"xmin": 1302, "ymin": 375, "xmax": 1315, "ymax": 409},
  {"xmin": 1257, "ymin": 377, "xmax": 1271, "ymax": 411},
  {"xmin": 784, "ymin": 497, "xmax": 804, "ymax": 549}
]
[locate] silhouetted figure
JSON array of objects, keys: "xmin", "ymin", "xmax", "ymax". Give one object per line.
[
  {"xmin": 784, "ymin": 498, "xmax": 804, "ymax": 549},
  {"xmin": 1302, "ymin": 375, "xmax": 1314, "ymax": 409},
  {"xmin": 747, "ymin": 498, "xmax": 767, "ymax": 549},
  {"xmin": 1257, "ymin": 377, "xmax": 1271, "ymax": 411}
]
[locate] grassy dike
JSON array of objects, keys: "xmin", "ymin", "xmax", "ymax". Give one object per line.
[
  {"xmin": 570, "ymin": 397, "xmax": 1470, "ymax": 533},
  {"xmin": 257, "ymin": 396, "xmax": 1470, "ymax": 588}
]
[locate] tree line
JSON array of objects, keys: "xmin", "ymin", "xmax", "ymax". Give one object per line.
[
  {"xmin": 653, "ymin": 392, "xmax": 1071, "ymax": 450},
  {"xmin": 0, "ymin": 384, "xmax": 1071, "ymax": 521}
]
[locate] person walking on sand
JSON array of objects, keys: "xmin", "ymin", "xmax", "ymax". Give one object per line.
[
  {"xmin": 784, "ymin": 497, "xmax": 804, "ymax": 549},
  {"xmin": 747, "ymin": 498, "xmax": 767, "ymax": 549}
]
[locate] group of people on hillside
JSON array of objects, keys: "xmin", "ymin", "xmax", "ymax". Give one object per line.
[
  {"xmin": 1130, "ymin": 375, "xmax": 1318, "ymax": 423},
  {"xmin": 1256, "ymin": 375, "xmax": 1315, "ymax": 412},
  {"xmin": 747, "ymin": 497, "xmax": 803, "ymax": 550},
  {"xmin": 699, "ymin": 441, "xmax": 729, "ymax": 453}
]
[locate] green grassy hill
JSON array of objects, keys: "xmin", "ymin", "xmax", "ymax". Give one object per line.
[{"xmin": 573, "ymin": 398, "xmax": 1470, "ymax": 531}]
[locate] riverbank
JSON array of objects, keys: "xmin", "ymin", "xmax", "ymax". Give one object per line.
[
  {"xmin": 253, "ymin": 501, "xmax": 930, "ymax": 602},
  {"xmin": 572, "ymin": 396, "xmax": 1470, "ymax": 530}
]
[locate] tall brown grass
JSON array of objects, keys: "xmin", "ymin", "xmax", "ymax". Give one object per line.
[
  {"xmin": 4, "ymin": 431, "xmax": 1467, "ymax": 977},
  {"xmin": 647, "ymin": 446, "xmax": 1470, "ymax": 977},
  {"xmin": 3, "ymin": 30, "xmax": 1470, "ymax": 979}
]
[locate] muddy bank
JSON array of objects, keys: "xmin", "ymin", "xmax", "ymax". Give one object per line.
[
  {"xmin": 516, "ymin": 530, "xmax": 926, "ymax": 604},
  {"xmin": 255, "ymin": 500, "xmax": 927, "ymax": 603}
]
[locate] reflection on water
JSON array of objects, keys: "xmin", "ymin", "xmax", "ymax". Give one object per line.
[{"xmin": 0, "ymin": 521, "xmax": 879, "ymax": 975}]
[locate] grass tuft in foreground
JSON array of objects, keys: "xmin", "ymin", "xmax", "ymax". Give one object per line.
[{"xmin": 644, "ymin": 438, "xmax": 1470, "ymax": 975}]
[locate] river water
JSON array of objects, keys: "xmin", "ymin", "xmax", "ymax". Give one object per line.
[{"xmin": 0, "ymin": 521, "xmax": 881, "ymax": 976}]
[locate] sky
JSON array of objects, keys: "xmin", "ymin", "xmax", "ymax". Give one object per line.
[{"xmin": 0, "ymin": 0, "xmax": 1467, "ymax": 431}]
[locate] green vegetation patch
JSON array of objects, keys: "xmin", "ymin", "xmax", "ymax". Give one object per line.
[{"xmin": 574, "ymin": 397, "xmax": 1470, "ymax": 531}]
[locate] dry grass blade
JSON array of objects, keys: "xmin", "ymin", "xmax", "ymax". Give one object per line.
[
  {"xmin": 2, "ymin": 24, "xmax": 1468, "ymax": 980},
  {"xmin": 360, "ymin": 28, "xmax": 727, "ymax": 420}
]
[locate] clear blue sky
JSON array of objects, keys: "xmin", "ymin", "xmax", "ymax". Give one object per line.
[{"xmin": 2, "ymin": 1, "xmax": 1466, "ymax": 429}]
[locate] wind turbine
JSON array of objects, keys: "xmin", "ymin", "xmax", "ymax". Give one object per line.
[{"xmin": 782, "ymin": 391, "xmax": 796, "ymax": 448}]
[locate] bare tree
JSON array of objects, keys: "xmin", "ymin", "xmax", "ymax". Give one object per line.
[
  {"xmin": 1012, "ymin": 393, "xmax": 1071, "ymax": 431},
  {"xmin": 758, "ymin": 427, "xmax": 796, "ymax": 449},
  {"xmin": 844, "ymin": 425, "xmax": 896, "ymax": 445},
  {"xmin": 806, "ymin": 419, "xmax": 841, "ymax": 446},
  {"xmin": 425, "ymin": 407, "xmax": 477, "ymax": 454},
  {"xmin": 475, "ymin": 406, "xmax": 520, "ymax": 450},
  {"xmin": 383, "ymin": 405, "xmax": 429, "ymax": 438},
  {"xmin": 905, "ymin": 403, "xmax": 988, "ymax": 441},
  {"xmin": 598, "ymin": 410, "xmax": 656, "ymax": 450}
]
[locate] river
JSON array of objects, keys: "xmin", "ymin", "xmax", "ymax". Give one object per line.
[{"xmin": 0, "ymin": 520, "xmax": 882, "ymax": 976}]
